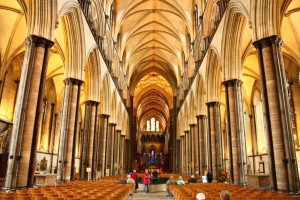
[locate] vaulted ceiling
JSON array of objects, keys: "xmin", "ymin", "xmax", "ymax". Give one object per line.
[{"xmin": 114, "ymin": 0, "xmax": 194, "ymax": 131}]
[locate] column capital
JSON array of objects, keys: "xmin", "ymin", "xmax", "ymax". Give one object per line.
[
  {"xmin": 206, "ymin": 101, "xmax": 221, "ymax": 107},
  {"xmin": 184, "ymin": 130, "xmax": 190, "ymax": 134},
  {"xmin": 223, "ymin": 79, "xmax": 243, "ymax": 87},
  {"xmin": 116, "ymin": 129, "xmax": 122, "ymax": 133},
  {"xmin": 26, "ymin": 35, "xmax": 54, "ymax": 48},
  {"xmin": 180, "ymin": 135, "xmax": 184, "ymax": 138},
  {"xmin": 64, "ymin": 77, "xmax": 83, "ymax": 86},
  {"xmin": 189, "ymin": 124, "xmax": 197, "ymax": 127},
  {"xmin": 85, "ymin": 100, "xmax": 99, "ymax": 106},
  {"xmin": 196, "ymin": 114, "xmax": 208, "ymax": 119},
  {"xmin": 99, "ymin": 114, "xmax": 110, "ymax": 118},
  {"xmin": 109, "ymin": 123, "xmax": 117, "ymax": 126},
  {"xmin": 253, "ymin": 35, "xmax": 283, "ymax": 49}
]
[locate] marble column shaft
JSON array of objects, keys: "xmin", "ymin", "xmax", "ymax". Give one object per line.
[
  {"xmin": 184, "ymin": 131, "xmax": 189, "ymax": 174},
  {"xmin": 49, "ymin": 113, "xmax": 58, "ymax": 173},
  {"xmin": 57, "ymin": 78, "xmax": 83, "ymax": 182},
  {"xmin": 47, "ymin": 103, "xmax": 56, "ymax": 151},
  {"xmin": 176, "ymin": 139, "xmax": 180, "ymax": 173},
  {"xmin": 224, "ymin": 79, "xmax": 247, "ymax": 184},
  {"xmin": 197, "ymin": 115, "xmax": 208, "ymax": 176},
  {"xmin": 253, "ymin": 35, "xmax": 299, "ymax": 192},
  {"xmin": 180, "ymin": 136, "xmax": 184, "ymax": 173},
  {"xmin": 80, "ymin": 101, "xmax": 98, "ymax": 179},
  {"xmin": 190, "ymin": 124, "xmax": 196, "ymax": 175},
  {"xmin": 115, "ymin": 130, "xmax": 121, "ymax": 172},
  {"xmin": 120, "ymin": 135, "xmax": 125, "ymax": 170},
  {"xmin": 94, "ymin": 115, "xmax": 101, "ymax": 171},
  {"xmin": 98, "ymin": 114, "xmax": 109, "ymax": 177},
  {"xmin": 207, "ymin": 102, "xmax": 222, "ymax": 180},
  {"xmin": 5, "ymin": 35, "xmax": 53, "ymax": 188},
  {"xmin": 107, "ymin": 123, "xmax": 116, "ymax": 175}
]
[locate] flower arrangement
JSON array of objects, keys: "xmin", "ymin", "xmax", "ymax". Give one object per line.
[{"xmin": 219, "ymin": 170, "xmax": 230, "ymax": 182}]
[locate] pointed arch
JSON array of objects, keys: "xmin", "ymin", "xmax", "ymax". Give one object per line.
[
  {"xmin": 110, "ymin": 89, "xmax": 118, "ymax": 123},
  {"xmin": 28, "ymin": 0, "xmax": 57, "ymax": 40},
  {"xmin": 84, "ymin": 48, "xmax": 101, "ymax": 101},
  {"xmin": 189, "ymin": 90, "xmax": 196, "ymax": 124},
  {"xmin": 195, "ymin": 73, "xmax": 206, "ymax": 115},
  {"xmin": 221, "ymin": 1, "xmax": 249, "ymax": 81},
  {"xmin": 206, "ymin": 48, "xmax": 222, "ymax": 102},
  {"xmin": 100, "ymin": 73, "xmax": 111, "ymax": 115},
  {"xmin": 58, "ymin": 1, "xmax": 86, "ymax": 80}
]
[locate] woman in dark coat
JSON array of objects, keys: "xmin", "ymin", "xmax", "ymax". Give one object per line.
[{"xmin": 206, "ymin": 170, "xmax": 213, "ymax": 183}]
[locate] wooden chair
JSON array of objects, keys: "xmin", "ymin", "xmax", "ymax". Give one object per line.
[
  {"xmin": 288, "ymin": 197, "xmax": 300, "ymax": 199},
  {"xmin": 15, "ymin": 197, "xmax": 31, "ymax": 200},
  {"xmin": 0, "ymin": 196, "xmax": 15, "ymax": 200},
  {"xmin": 32, "ymin": 197, "xmax": 49, "ymax": 200}
]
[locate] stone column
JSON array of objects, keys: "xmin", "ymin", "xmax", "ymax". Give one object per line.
[
  {"xmin": 94, "ymin": 115, "xmax": 101, "ymax": 172},
  {"xmin": 180, "ymin": 135, "xmax": 184, "ymax": 173},
  {"xmin": 223, "ymin": 79, "xmax": 247, "ymax": 184},
  {"xmin": 207, "ymin": 102, "xmax": 222, "ymax": 181},
  {"xmin": 190, "ymin": 124, "xmax": 196, "ymax": 175},
  {"xmin": 49, "ymin": 113, "xmax": 58, "ymax": 173},
  {"xmin": 120, "ymin": 135, "xmax": 125, "ymax": 171},
  {"xmin": 38, "ymin": 99, "xmax": 48, "ymax": 150},
  {"xmin": 106, "ymin": 123, "xmax": 116, "ymax": 176},
  {"xmin": 176, "ymin": 139, "xmax": 180, "ymax": 173},
  {"xmin": 115, "ymin": 130, "xmax": 121, "ymax": 174},
  {"xmin": 12, "ymin": 80, "xmax": 20, "ymax": 115},
  {"xmin": 57, "ymin": 78, "xmax": 83, "ymax": 182},
  {"xmin": 98, "ymin": 114, "xmax": 109, "ymax": 177},
  {"xmin": 253, "ymin": 35, "xmax": 299, "ymax": 192},
  {"xmin": 197, "ymin": 115, "xmax": 208, "ymax": 176},
  {"xmin": 193, "ymin": 123, "xmax": 199, "ymax": 175},
  {"xmin": 80, "ymin": 101, "xmax": 98, "ymax": 179},
  {"xmin": 5, "ymin": 35, "xmax": 53, "ymax": 188},
  {"xmin": 184, "ymin": 131, "xmax": 189, "ymax": 174},
  {"xmin": 47, "ymin": 103, "xmax": 56, "ymax": 151}
]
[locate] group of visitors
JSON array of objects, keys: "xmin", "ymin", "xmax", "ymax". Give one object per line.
[
  {"xmin": 118, "ymin": 168, "xmax": 231, "ymax": 199},
  {"xmin": 186, "ymin": 170, "xmax": 214, "ymax": 183},
  {"xmin": 118, "ymin": 169, "xmax": 152, "ymax": 194}
]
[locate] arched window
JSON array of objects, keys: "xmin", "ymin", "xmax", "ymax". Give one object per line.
[
  {"xmin": 151, "ymin": 117, "xmax": 155, "ymax": 131},
  {"xmin": 146, "ymin": 117, "xmax": 160, "ymax": 132},
  {"xmin": 147, "ymin": 120, "xmax": 150, "ymax": 131}
]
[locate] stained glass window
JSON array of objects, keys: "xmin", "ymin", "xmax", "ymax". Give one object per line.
[
  {"xmin": 146, "ymin": 120, "xmax": 150, "ymax": 131},
  {"xmin": 151, "ymin": 117, "xmax": 155, "ymax": 131}
]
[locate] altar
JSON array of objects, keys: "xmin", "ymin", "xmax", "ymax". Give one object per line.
[
  {"xmin": 246, "ymin": 174, "xmax": 270, "ymax": 188},
  {"xmin": 34, "ymin": 173, "xmax": 57, "ymax": 186}
]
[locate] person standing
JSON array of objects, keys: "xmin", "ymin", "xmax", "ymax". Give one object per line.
[
  {"xmin": 131, "ymin": 169, "xmax": 138, "ymax": 193},
  {"xmin": 207, "ymin": 170, "xmax": 213, "ymax": 183},
  {"xmin": 142, "ymin": 169, "xmax": 151, "ymax": 194}
]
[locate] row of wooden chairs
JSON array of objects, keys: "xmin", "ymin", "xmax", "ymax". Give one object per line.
[
  {"xmin": 0, "ymin": 175, "xmax": 134, "ymax": 200},
  {"xmin": 169, "ymin": 183, "xmax": 300, "ymax": 200}
]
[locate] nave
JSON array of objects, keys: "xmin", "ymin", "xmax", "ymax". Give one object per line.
[{"xmin": 1, "ymin": 174, "xmax": 300, "ymax": 200}]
